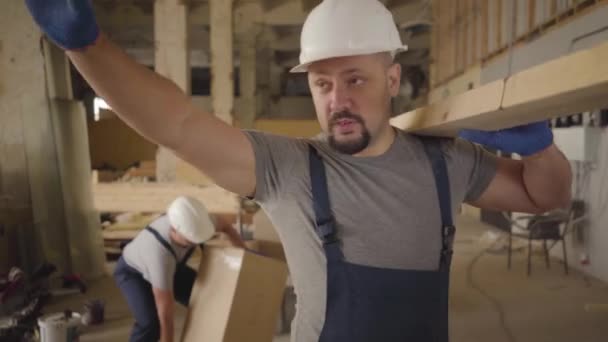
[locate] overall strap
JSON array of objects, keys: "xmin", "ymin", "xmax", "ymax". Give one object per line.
[
  {"xmin": 308, "ymin": 145, "xmax": 339, "ymax": 245},
  {"xmin": 145, "ymin": 226, "xmax": 178, "ymax": 260},
  {"xmin": 419, "ymin": 137, "xmax": 456, "ymax": 271},
  {"xmin": 180, "ymin": 246, "xmax": 197, "ymax": 265}
]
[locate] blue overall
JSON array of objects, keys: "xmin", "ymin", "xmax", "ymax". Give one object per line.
[
  {"xmin": 309, "ymin": 137, "xmax": 455, "ymax": 342},
  {"xmin": 113, "ymin": 226, "xmax": 197, "ymax": 342}
]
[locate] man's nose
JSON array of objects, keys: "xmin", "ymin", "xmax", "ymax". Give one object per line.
[{"xmin": 329, "ymin": 84, "xmax": 351, "ymax": 113}]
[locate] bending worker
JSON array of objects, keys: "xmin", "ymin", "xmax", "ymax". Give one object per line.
[
  {"xmin": 26, "ymin": 0, "xmax": 572, "ymax": 341},
  {"xmin": 114, "ymin": 196, "xmax": 245, "ymax": 341}
]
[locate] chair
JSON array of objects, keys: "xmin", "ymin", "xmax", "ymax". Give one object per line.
[{"xmin": 504, "ymin": 200, "xmax": 585, "ymax": 276}]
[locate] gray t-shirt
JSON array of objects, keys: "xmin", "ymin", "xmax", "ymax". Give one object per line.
[
  {"xmin": 122, "ymin": 215, "xmax": 190, "ymax": 291},
  {"xmin": 244, "ymin": 129, "xmax": 497, "ymax": 342}
]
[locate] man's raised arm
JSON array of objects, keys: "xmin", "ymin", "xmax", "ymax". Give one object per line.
[{"xmin": 25, "ymin": 0, "xmax": 256, "ymax": 196}]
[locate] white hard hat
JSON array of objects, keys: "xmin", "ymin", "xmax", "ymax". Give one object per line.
[
  {"xmin": 291, "ymin": 0, "xmax": 408, "ymax": 73},
  {"xmin": 167, "ymin": 196, "xmax": 215, "ymax": 244}
]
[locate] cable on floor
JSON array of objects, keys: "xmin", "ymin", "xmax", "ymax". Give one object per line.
[{"xmin": 466, "ymin": 242, "xmax": 518, "ymax": 342}]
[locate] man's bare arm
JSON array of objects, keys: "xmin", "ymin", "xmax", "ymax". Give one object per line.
[
  {"xmin": 152, "ymin": 287, "xmax": 175, "ymax": 342},
  {"xmin": 471, "ymin": 145, "xmax": 572, "ymax": 213}
]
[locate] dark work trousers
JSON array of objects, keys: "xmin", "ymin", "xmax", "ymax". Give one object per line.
[
  {"xmin": 114, "ymin": 257, "xmax": 160, "ymax": 342},
  {"xmin": 113, "ymin": 229, "xmax": 196, "ymax": 342}
]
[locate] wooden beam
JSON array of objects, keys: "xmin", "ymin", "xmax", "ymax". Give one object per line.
[
  {"xmin": 495, "ymin": 0, "xmax": 502, "ymax": 49},
  {"xmin": 550, "ymin": 0, "xmax": 558, "ymax": 16},
  {"xmin": 481, "ymin": 0, "xmax": 488, "ymax": 57},
  {"xmin": 450, "ymin": 0, "xmax": 458, "ymax": 77},
  {"xmin": 154, "ymin": 0, "xmax": 190, "ymax": 182},
  {"xmin": 93, "ymin": 183, "xmax": 240, "ymax": 214},
  {"xmin": 430, "ymin": 0, "xmax": 440, "ymax": 87},
  {"xmin": 391, "ymin": 42, "xmax": 608, "ymax": 135},
  {"xmin": 210, "ymin": 0, "xmax": 234, "ymax": 125},
  {"xmin": 471, "ymin": 0, "xmax": 478, "ymax": 65},
  {"xmin": 461, "ymin": 0, "xmax": 468, "ymax": 70},
  {"xmin": 528, "ymin": 0, "xmax": 536, "ymax": 32},
  {"xmin": 455, "ymin": 0, "xmax": 463, "ymax": 73}
]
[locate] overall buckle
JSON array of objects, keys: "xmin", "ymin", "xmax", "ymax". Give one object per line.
[{"xmin": 316, "ymin": 219, "xmax": 338, "ymax": 245}]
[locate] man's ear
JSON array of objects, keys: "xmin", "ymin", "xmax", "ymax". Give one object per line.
[{"xmin": 387, "ymin": 63, "xmax": 402, "ymax": 97}]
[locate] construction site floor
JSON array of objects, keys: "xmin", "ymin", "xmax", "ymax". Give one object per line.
[{"xmin": 43, "ymin": 215, "xmax": 608, "ymax": 342}]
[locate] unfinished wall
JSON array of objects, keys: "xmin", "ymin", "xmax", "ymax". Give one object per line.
[
  {"xmin": 431, "ymin": 0, "xmax": 607, "ymax": 88},
  {"xmin": 0, "ymin": 2, "xmax": 105, "ymax": 277},
  {"xmin": 1, "ymin": 2, "xmax": 67, "ymax": 273},
  {"xmin": 481, "ymin": 3, "xmax": 608, "ymax": 82}
]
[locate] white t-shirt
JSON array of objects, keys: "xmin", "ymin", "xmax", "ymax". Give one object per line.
[{"xmin": 122, "ymin": 215, "xmax": 190, "ymax": 290}]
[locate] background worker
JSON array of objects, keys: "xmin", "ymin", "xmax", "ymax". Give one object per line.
[{"xmin": 114, "ymin": 196, "xmax": 245, "ymax": 342}]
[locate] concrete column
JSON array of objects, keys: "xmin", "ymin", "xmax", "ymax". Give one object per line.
[
  {"xmin": 256, "ymin": 46, "xmax": 272, "ymax": 119},
  {"xmin": 210, "ymin": 0, "xmax": 234, "ymax": 124},
  {"xmin": 270, "ymin": 63, "xmax": 283, "ymax": 98},
  {"xmin": 44, "ymin": 41, "xmax": 106, "ymax": 278},
  {"xmin": 154, "ymin": 0, "xmax": 190, "ymax": 182},
  {"xmin": 237, "ymin": 35, "xmax": 257, "ymax": 128},
  {"xmin": 1, "ymin": 1, "xmax": 104, "ymax": 278},
  {"xmin": 235, "ymin": 3, "xmax": 262, "ymax": 128}
]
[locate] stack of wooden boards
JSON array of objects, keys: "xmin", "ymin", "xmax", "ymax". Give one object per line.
[{"xmin": 92, "ymin": 160, "xmax": 157, "ymax": 183}]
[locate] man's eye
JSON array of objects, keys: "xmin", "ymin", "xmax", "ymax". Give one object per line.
[
  {"xmin": 316, "ymin": 81, "xmax": 329, "ymax": 89},
  {"xmin": 349, "ymin": 78, "xmax": 364, "ymax": 86}
]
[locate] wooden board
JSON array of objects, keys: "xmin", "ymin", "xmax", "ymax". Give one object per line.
[
  {"xmin": 93, "ymin": 183, "xmax": 240, "ymax": 213},
  {"xmin": 391, "ymin": 80, "xmax": 504, "ymax": 135},
  {"xmin": 391, "ymin": 41, "xmax": 608, "ymax": 135},
  {"xmin": 181, "ymin": 244, "xmax": 287, "ymax": 342}
]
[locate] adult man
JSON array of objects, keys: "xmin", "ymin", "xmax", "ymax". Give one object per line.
[
  {"xmin": 26, "ymin": 0, "xmax": 572, "ymax": 341},
  {"xmin": 114, "ymin": 196, "xmax": 245, "ymax": 341}
]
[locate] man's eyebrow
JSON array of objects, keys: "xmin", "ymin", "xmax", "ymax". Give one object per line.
[
  {"xmin": 340, "ymin": 68, "xmax": 363, "ymax": 75},
  {"xmin": 310, "ymin": 67, "xmax": 364, "ymax": 77}
]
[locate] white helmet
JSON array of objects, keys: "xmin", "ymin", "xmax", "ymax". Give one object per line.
[
  {"xmin": 291, "ymin": 0, "xmax": 408, "ymax": 73},
  {"xmin": 167, "ymin": 196, "xmax": 215, "ymax": 244}
]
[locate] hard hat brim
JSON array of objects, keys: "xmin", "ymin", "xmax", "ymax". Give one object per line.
[{"xmin": 290, "ymin": 45, "xmax": 408, "ymax": 73}]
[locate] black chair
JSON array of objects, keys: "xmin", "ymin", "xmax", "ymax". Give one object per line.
[{"xmin": 505, "ymin": 200, "xmax": 585, "ymax": 276}]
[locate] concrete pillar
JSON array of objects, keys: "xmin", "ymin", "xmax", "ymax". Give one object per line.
[
  {"xmin": 44, "ymin": 41, "xmax": 106, "ymax": 278},
  {"xmin": 237, "ymin": 36, "xmax": 257, "ymax": 128},
  {"xmin": 256, "ymin": 46, "xmax": 272, "ymax": 119},
  {"xmin": 1, "ymin": 1, "xmax": 104, "ymax": 278},
  {"xmin": 154, "ymin": 0, "xmax": 190, "ymax": 182},
  {"xmin": 270, "ymin": 63, "xmax": 283, "ymax": 98},
  {"xmin": 210, "ymin": 0, "xmax": 234, "ymax": 124},
  {"xmin": 235, "ymin": 3, "xmax": 262, "ymax": 128}
]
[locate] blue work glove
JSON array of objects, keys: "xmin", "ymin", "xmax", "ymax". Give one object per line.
[
  {"xmin": 25, "ymin": 0, "xmax": 99, "ymax": 50},
  {"xmin": 459, "ymin": 121, "xmax": 553, "ymax": 156}
]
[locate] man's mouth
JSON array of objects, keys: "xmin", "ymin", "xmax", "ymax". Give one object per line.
[
  {"xmin": 334, "ymin": 119, "xmax": 359, "ymax": 134},
  {"xmin": 329, "ymin": 111, "xmax": 364, "ymax": 136}
]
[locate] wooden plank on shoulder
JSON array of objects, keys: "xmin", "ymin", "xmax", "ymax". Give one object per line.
[{"xmin": 391, "ymin": 42, "xmax": 608, "ymax": 135}]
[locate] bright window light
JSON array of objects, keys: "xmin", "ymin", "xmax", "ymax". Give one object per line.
[{"xmin": 93, "ymin": 97, "xmax": 111, "ymax": 121}]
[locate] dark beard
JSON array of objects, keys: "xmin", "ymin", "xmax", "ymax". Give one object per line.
[{"xmin": 328, "ymin": 111, "xmax": 371, "ymax": 155}]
